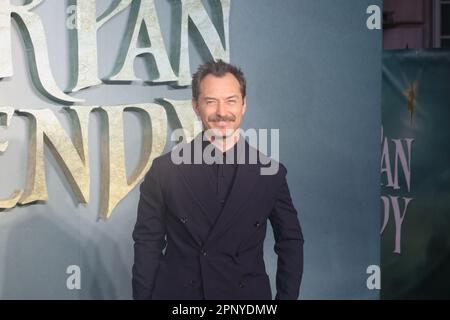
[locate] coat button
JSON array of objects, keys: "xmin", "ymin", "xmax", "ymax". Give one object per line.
[
  {"xmin": 239, "ymin": 281, "xmax": 245, "ymax": 288},
  {"xmin": 189, "ymin": 279, "xmax": 196, "ymax": 285},
  {"xmin": 201, "ymin": 249, "xmax": 207, "ymax": 256},
  {"xmin": 180, "ymin": 217, "xmax": 188, "ymax": 223},
  {"xmin": 254, "ymin": 221, "xmax": 260, "ymax": 227}
]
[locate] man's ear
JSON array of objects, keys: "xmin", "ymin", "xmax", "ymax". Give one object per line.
[
  {"xmin": 192, "ymin": 99, "xmax": 200, "ymax": 116},
  {"xmin": 242, "ymin": 97, "xmax": 247, "ymax": 115}
]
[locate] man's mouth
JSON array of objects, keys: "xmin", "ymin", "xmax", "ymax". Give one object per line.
[{"xmin": 215, "ymin": 120, "xmax": 230, "ymax": 127}]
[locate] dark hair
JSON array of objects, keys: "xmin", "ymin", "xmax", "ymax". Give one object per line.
[{"xmin": 192, "ymin": 59, "xmax": 246, "ymax": 100}]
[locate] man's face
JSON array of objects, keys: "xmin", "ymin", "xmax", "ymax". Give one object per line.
[{"xmin": 193, "ymin": 72, "xmax": 246, "ymax": 138}]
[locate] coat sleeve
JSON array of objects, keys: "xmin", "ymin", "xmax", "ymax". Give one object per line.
[
  {"xmin": 269, "ymin": 164, "xmax": 304, "ymax": 300},
  {"xmin": 132, "ymin": 158, "xmax": 167, "ymax": 300}
]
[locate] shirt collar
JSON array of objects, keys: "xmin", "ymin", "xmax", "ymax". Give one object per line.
[{"xmin": 201, "ymin": 131, "xmax": 239, "ymax": 164}]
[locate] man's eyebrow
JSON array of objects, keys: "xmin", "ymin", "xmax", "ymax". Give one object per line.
[
  {"xmin": 225, "ymin": 95, "xmax": 239, "ymax": 100},
  {"xmin": 204, "ymin": 96, "xmax": 218, "ymax": 100}
]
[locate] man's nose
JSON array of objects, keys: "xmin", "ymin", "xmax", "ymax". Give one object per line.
[{"xmin": 216, "ymin": 101, "xmax": 227, "ymax": 117}]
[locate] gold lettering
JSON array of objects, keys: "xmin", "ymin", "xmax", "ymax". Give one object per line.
[
  {"xmin": 0, "ymin": 107, "xmax": 23, "ymax": 209},
  {"xmin": 0, "ymin": 0, "xmax": 81, "ymax": 103},
  {"xmin": 17, "ymin": 107, "xmax": 94, "ymax": 204},
  {"xmin": 98, "ymin": 104, "xmax": 167, "ymax": 219},
  {"xmin": 68, "ymin": 0, "xmax": 132, "ymax": 92},
  {"xmin": 108, "ymin": 0, "xmax": 177, "ymax": 83},
  {"xmin": 177, "ymin": 0, "xmax": 230, "ymax": 85}
]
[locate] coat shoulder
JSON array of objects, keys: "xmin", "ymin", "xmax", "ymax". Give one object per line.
[{"xmin": 247, "ymin": 143, "xmax": 287, "ymax": 179}]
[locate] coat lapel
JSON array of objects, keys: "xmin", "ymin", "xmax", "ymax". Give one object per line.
[
  {"xmin": 177, "ymin": 163, "xmax": 220, "ymax": 227},
  {"xmin": 173, "ymin": 133, "xmax": 262, "ymax": 246},
  {"xmin": 204, "ymin": 138, "xmax": 261, "ymax": 244},
  {"xmin": 175, "ymin": 134, "xmax": 221, "ymax": 227}
]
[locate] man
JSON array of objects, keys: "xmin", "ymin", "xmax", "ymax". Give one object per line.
[{"xmin": 132, "ymin": 59, "xmax": 304, "ymax": 300}]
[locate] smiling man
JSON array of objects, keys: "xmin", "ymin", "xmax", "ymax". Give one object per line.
[
  {"xmin": 132, "ymin": 59, "xmax": 304, "ymax": 300},
  {"xmin": 192, "ymin": 66, "xmax": 245, "ymax": 147}
]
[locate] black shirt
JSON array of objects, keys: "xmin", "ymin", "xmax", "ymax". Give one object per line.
[{"xmin": 202, "ymin": 138, "xmax": 238, "ymax": 215}]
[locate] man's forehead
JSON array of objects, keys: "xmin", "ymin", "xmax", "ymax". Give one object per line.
[
  {"xmin": 199, "ymin": 74, "xmax": 241, "ymax": 93},
  {"xmin": 202, "ymin": 72, "xmax": 240, "ymax": 84},
  {"xmin": 203, "ymin": 94, "xmax": 240, "ymax": 100}
]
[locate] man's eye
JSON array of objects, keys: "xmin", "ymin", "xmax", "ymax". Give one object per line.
[{"xmin": 227, "ymin": 100, "xmax": 237, "ymax": 104}]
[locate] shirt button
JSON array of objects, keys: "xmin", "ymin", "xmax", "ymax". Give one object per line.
[{"xmin": 254, "ymin": 221, "xmax": 260, "ymax": 227}]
